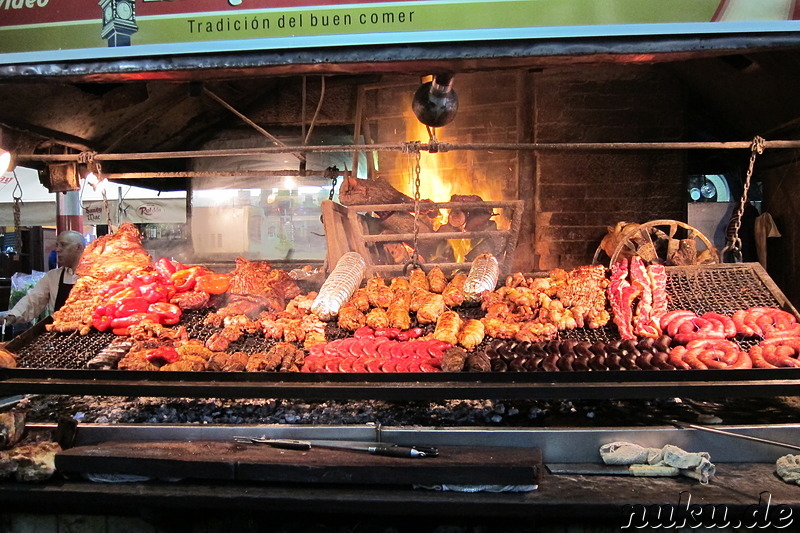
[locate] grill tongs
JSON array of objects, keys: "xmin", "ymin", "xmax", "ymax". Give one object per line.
[{"xmin": 234, "ymin": 436, "xmax": 439, "ymax": 458}]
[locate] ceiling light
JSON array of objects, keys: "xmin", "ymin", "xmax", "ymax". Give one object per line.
[{"xmin": 0, "ymin": 149, "xmax": 11, "ymax": 175}]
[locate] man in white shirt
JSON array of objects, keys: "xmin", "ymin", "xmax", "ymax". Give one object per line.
[{"xmin": 0, "ymin": 231, "xmax": 86, "ymax": 325}]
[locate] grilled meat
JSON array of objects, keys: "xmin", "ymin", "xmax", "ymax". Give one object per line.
[{"xmin": 76, "ymin": 223, "xmax": 151, "ymax": 281}]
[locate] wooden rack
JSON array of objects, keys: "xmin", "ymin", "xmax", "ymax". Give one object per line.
[{"xmin": 321, "ymin": 199, "xmax": 524, "ymax": 277}]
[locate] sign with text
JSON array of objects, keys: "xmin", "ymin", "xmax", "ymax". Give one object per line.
[{"xmin": 2, "ymin": 0, "xmax": 799, "ymax": 65}]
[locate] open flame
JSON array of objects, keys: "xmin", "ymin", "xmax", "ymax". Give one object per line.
[{"xmin": 396, "ymin": 117, "xmax": 511, "ymax": 262}]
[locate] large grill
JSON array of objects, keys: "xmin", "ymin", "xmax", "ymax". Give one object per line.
[{"xmin": 1, "ymin": 262, "xmax": 799, "ymax": 401}]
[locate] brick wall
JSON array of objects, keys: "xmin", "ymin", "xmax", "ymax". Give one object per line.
[
  {"xmin": 532, "ymin": 65, "xmax": 687, "ymax": 270},
  {"xmin": 351, "ymin": 66, "xmax": 689, "ymax": 272}
]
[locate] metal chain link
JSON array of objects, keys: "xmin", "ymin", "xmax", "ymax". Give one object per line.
[
  {"xmin": 325, "ymin": 166, "xmax": 339, "ymax": 201},
  {"xmin": 722, "ymin": 135, "xmax": 765, "ymax": 262},
  {"xmin": 410, "ymin": 150, "xmax": 422, "ymax": 270}
]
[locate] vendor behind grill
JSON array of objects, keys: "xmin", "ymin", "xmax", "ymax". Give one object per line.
[{"xmin": 0, "ymin": 231, "xmax": 85, "ymax": 325}]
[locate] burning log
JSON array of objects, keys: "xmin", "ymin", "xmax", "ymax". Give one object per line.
[{"xmin": 340, "ymin": 176, "xmax": 414, "ymax": 206}]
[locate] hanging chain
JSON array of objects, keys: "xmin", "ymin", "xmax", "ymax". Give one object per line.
[
  {"xmin": 325, "ymin": 166, "xmax": 339, "ymax": 201},
  {"xmin": 410, "ymin": 150, "xmax": 422, "ymax": 270},
  {"xmin": 722, "ymin": 135, "xmax": 765, "ymax": 262},
  {"xmin": 11, "ymin": 169, "xmax": 23, "ymax": 253}
]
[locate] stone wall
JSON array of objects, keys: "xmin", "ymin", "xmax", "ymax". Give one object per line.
[{"xmin": 532, "ymin": 65, "xmax": 687, "ymax": 270}]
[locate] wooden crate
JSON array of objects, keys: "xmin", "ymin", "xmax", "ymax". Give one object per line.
[{"xmin": 321, "ymin": 199, "xmax": 524, "ymax": 277}]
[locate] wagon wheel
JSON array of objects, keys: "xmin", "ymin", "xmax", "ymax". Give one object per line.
[{"xmin": 608, "ymin": 219, "xmax": 719, "ymax": 267}]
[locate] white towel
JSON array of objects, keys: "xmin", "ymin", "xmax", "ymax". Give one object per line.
[
  {"xmin": 600, "ymin": 442, "xmax": 715, "ymax": 484},
  {"xmin": 776, "ymin": 454, "xmax": 800, "ymax": 485}
]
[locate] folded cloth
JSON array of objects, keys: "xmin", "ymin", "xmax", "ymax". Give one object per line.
[
  {"xmin": 776, "ymin": 454, "xmax": 800, "ymax": 485},
  {"xmin": 600, "ymin": 441, "xmax": 660, "ymax": 465},
  {"xmin": 600, "ymin": 442, "xmax": 715, "ymax": 484}
]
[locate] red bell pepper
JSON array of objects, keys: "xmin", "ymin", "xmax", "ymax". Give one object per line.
[
  {"xmin": 148, "ymin": 302, "xmax": 182, "ymax": 325},
  {"xmin": 112, "ymin": 327, "xmax": 132, "ymax": 336},
  {"xmin": 154, "ymin": 257, "xmax": 177, "ymax": 280},
  {"xmin": 170, "ymin": 266, "xmax": 207, "ymax": 292},
  {"xmin": 112, "ymin": 297, "xmax": 150, "ymax": 318},
  {"xmin": 92, "ymin": 315, "xmax": 114, "ymax": 332},
  {"xmin": 99, "ymin": 283, "xmax": 125, "ymax": 297},
  {"xmin": 145, "ymin": 347, "xmax": 180, "ymax": 366},
  {"xmin": 106, "ymin": 287, "xmax": 137, "ymax": 305},
  {"xmin": 138, "ymin": 283, "xmax": 171, "ymax": 304},
  {"xmin": 110, "ymin": 312, "xmax": 160, "ymax": 329}
]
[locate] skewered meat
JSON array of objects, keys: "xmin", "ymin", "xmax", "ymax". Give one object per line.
[
  {"xmin": 408, "ymin": 268, "xmax": 429, "ymax": 292},
  {"xmin": 366, "ymin": 276, "xmax": 393, "ymax": 309},
  {"xmin": 387, "ymin": 281, "xmax": 412, "ymax": 330},
  {"xmin": 458, "ymin": 319, "xmax": 485, "ymax": 350},
  {"xmin": 434, "ymin": 310, "xmax": 462, "ymax": 345},
  {"xmin": 427, "ymin": 266, "xmax": 447, "ymax": 293},
  {"xmin": 311, "ymin": 252, "xmax": 366, "ymax": 320},
  {"xmin": 410, "ymin": 287, "xmax": 431, "ymax": 313},
  {"xmin": 387, "ymin": 304, "xmax": 412, "ymax": 330},
  {"xmin": 442, "ymin": 273, "xmax": 467, "ymax": 307},
  {"xmin": 76, "ymin": 223, "xmax": 152, "ymax": 281},
  {"xmin": 417, "ymin": 293, "xmax": 446, "ymax": 324},
  {"xmin": 365, "ymin": 307, "xmax": 390, "ymax": 329},
  {"xmin": 349, "ymin": 288, "xmax": 371, "ymax": 313},
  {"xmin": 337, "ymin": 302, "xmax": 367, "ymax": 331}
]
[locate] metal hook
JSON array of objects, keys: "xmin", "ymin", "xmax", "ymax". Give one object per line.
[{"xmin": 11, "ymin": 169, "xmax": 22, "ymax": 201}]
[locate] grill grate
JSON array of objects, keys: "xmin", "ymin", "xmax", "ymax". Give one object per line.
[
  {"xmin": 9, "ymin": 263, "xmax": 792, "ymax": 371},
  {"xmin": 14, "ymin": 330, "xmax": 117, "ymax": 369},
  {"xmin": 665, "ymin": 264, "xmax": 781, "ymax": 314}
]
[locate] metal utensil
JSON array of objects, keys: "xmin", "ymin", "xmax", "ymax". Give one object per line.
[
  {"xmin": 233, "ymin": 436, "xmax": 438, "ymax": 458},
  {"xmin": 671, "ymin": 420, "xmax": 800, "ymax": 453}
]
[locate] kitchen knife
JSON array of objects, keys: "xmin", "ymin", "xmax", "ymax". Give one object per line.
[{"xmin": 234, "ymin": 437, "xmax": 438, "ymax": 458}]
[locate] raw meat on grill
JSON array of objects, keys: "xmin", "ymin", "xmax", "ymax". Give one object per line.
[{"xmin": 608, "ymin": 258, "xmax": 639, "ymax": 340}]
